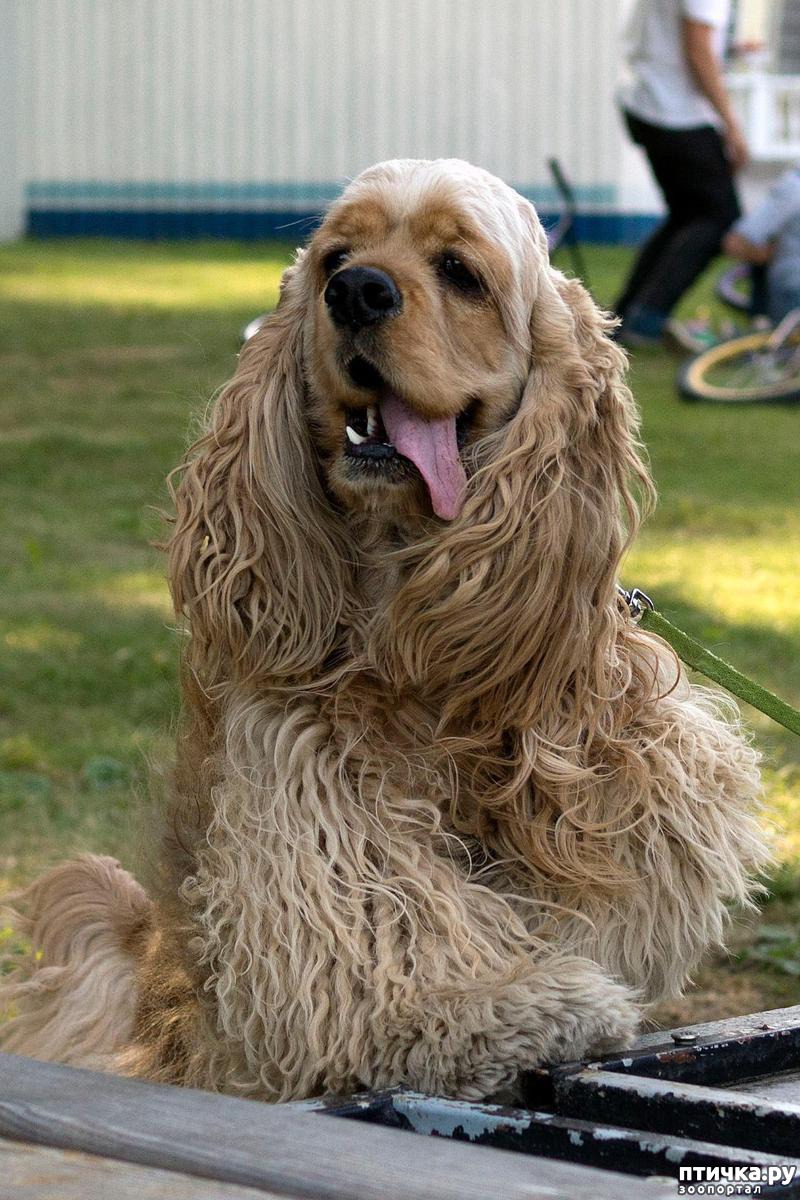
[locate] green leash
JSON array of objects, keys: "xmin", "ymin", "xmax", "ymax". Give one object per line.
[{"xmin": 620, "ymin": 588, "xmax": 800, "ymax": 739}]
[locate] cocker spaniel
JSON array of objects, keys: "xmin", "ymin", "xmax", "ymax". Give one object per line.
[{"xmin": 1, "ymin": 159, "xmax": 768, "ymax": 1101}]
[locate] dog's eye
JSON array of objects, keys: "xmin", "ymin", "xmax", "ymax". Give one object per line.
[
  {"xmin": 323, "ymin": 248, "xmax": 350, "ymax": 277},
  {"xmin": 438, "ymin": 253, "xmax": 482, "ymax": 295}
]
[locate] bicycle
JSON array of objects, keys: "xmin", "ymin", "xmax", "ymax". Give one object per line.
[{"xmin": 678, "ymin": 306, "xmax": 800, "ymax": 403}]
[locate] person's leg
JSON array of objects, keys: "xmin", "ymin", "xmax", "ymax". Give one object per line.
[
  {"xmin": 613, "ymin": 114, "xmax": 680, "ymax": 320},
  {"xmin": 625, "ymin": 125, "xmax": 740, "ymax": 330},
  {"xmin": 749, "ymin": 264, "xmax": 769, "ymax": 318},
  {"xmin": 768, "ymin": 282, "xmax": 800, "ymax": 326},
  {"xmin": 614, "ymin": 218, "xmax": 680, "ymax": 320}
]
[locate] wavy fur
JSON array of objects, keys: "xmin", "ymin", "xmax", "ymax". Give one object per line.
[{"xmin": 0, "ymin": 160, "xmax": 768, "ymax": 1099}]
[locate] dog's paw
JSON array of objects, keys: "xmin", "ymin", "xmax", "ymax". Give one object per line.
[
  {"xmin": 566, "ymin": 983, "xmax": 639, "ymax": 1061},
  {"xmin": 534, "ymin": 955, "xmax": 639, "ymax": 1064},
  {"xmin": 394, "ymin": 955, "xmax": 639, "ymax": 1099}
]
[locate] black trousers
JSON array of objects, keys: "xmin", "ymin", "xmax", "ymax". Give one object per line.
[{"xmin": 615, "ymin": 111, "xmax": 741, "ymax": 320}]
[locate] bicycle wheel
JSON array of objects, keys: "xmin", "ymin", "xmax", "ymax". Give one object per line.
[{"xmin": 678, "ymin": 329, "xmax": 800, "ymax": 403}]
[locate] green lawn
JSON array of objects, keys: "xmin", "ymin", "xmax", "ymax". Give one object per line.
[{"xmin": 1, "ymin": 238, "xmax": 799, "ymax": 1017}]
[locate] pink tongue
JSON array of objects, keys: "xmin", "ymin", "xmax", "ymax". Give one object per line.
[{"xmin": 379, "ymin": 393, "xmax": 467, "ymax": 520}]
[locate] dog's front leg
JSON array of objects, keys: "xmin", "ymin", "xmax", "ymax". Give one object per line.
[
  {"xmin": 162, "ymin": 700, "xmax": 640, "ymax": 1102},
  {"xmin": 359, "ymin": 886, "xmax": 638, "ymax": 1100},
  {"xmin": 177, "ymin": 788, "xmax": 639, "ymax": 1101}
]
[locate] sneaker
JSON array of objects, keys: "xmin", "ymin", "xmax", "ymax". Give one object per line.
[
  {"xmin": 617, "ymin": 325, "xmax": 663, "ymax": 350},
  {"xmin": 617, "ymin": 303, "xmax": 668, "ymax": 349},
  {"xmin": 663, "ymin": 317, "xmax": 722, "ymax": 355}
]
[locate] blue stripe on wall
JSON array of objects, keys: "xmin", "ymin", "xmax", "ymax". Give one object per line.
[
  {"xmin": 26, "ymin": 180, "xmax": 618, "ymax": 207},
  {"xmin": 27, "ymin": 209, "xmax": 324, "ymax": 239},
  {"xmin": 27, "ymin": 208, "xmax": 659, "ymax": 245}
]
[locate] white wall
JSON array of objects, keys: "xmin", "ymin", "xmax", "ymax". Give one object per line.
[
  {"xmin": 16, "ymin": 0, "xmax": 629, "ymax": 221},
  {"xmin": 7, "ymin": 0, "xmax": 793, "ymax": 240},
  {"xmin": 0, "ymin": 0, "xmax": 23, "ymax": 240}
]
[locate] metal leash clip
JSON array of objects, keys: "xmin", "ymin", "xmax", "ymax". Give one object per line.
[{"xmin": 618, "ymin": 585, "xmax": 654, "ymax": 624}]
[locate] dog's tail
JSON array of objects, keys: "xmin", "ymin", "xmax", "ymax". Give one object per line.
[{"xmin": 0, "ymin": 854, "xmax": 153, "ymax": 1068}]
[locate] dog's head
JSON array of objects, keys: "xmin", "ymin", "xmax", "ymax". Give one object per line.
[
  {"xmin": 170, "ymin": 159, "xmax": 653, "ymax": 720},
  {"xmin": 304, "ymin": 159, "xmax": 539, "ymax": 521}
]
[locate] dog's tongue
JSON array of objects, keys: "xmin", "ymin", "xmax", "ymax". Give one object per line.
[{"xmin": 379, "ymin": 393, "xmax": 466, "ymax": 520}]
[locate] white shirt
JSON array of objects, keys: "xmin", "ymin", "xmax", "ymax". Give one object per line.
[{"xmin": 619, "ymin": 0, "xmax": 732, "ymax": 129}]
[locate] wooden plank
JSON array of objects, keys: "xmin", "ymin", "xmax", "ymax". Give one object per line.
[
  {"xmin": 1, "ymin": 1137, "xmax": 289, "ymax": 1200},
  {"xmin": 385, "ymin": 1090, "xmax": 800, "ymax": 1175},
  {"xmin": 0, "ymin": 1053, "xmax": 674, "ymax": 1200},
  {"xmin": 556, "ymin": 1068, "xmax": 800, "ymax": 1157},
  {"xmin": 626, "ymin": 1004, "xmax": 800, "ymax": 1053},
  {"xmin": 730, "ymin": 1069, "xmax": 800, "ymax": 1104},
  {"xmin": 522, "ymin": 1006, "xmax": 800, "ymax": 1111},
  {"xmin": 584, "ymin": 1010, "xmax": 800, "ymax": 1092}
]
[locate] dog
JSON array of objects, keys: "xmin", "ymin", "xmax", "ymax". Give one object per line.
[{"xmin": 0, "ymin": 159, "xmax": 768, "ymax": 1102}]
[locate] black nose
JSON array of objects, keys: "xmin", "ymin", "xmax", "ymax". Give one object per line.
[{"xmin": 324, "ymin": 266, "xmax": 402, "ymax": 329}]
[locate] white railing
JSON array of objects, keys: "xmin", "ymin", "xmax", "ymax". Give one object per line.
[{"xmin": 727, "ymin": 72, "xmax": 800, "ymax": 161}]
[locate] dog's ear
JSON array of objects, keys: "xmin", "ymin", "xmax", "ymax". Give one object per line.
[
  {"xmin": 382, "ymin": 268, "xmax": 653, "ymax": 732},
  {"xmin": 525, "ymin": 267, "xmax": 655, "ymax": 558},
  {"xmin": 168, "ymin": 260, "xmax": 349, "ymax": 688}
]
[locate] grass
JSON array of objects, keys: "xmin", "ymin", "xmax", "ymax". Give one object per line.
[
  {"xmin": 0, "ymin": 240, "xmax": 290, "ymax": 884},
  {"xmin": 1, "ymin": 237, "xmax": 799, "ymax": 1020}
]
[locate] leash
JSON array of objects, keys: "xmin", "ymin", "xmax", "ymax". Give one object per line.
[{"xmin": 619, "ymin": 587, "xmax": 800, "ymax": 739}]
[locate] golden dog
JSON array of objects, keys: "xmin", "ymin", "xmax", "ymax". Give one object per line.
[{"xmin": 1, "ymin": 159, "xmax": 767, "ymax": 1101}]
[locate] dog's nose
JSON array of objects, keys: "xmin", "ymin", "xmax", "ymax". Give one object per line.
[{"xmin": 324, "ymin": 267, "xmax": 402, "ymax": 329}]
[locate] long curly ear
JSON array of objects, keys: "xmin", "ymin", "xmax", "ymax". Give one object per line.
[
  {"xmin": 168, "ymin": 261, "xmax": 350, "ymax": 688},
  {"xmin": 382, "ymin": 267, "xmax": 654, "ymax": 733},
  {"xmin": 530, "ymin": 268, "xmax": 656, "ymax": 560}
]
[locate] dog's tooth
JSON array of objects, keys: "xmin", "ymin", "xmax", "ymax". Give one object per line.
[
  {"xmin": 367, "ymin": 406, "xmax": 378, "ymax": 437},
  {"xmin": 346, "ymin": 425, "xmax": 367, "ymax": 445}
]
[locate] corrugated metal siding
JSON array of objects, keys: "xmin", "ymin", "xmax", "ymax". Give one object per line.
[
  {"xmin": 0, "ymin": 0, "xmax": 21, "ymax": 240},
  {"xmin": 18, "ymin": 0, "xmax": 626, "ymax": 232}
]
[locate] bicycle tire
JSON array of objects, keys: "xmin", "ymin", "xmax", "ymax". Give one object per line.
[{"xmin": 678, "ymin": 330, "xmax": 800, "ymax": 404}]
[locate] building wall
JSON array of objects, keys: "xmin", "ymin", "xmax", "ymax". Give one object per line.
[
  {"xmin": 12, "ymin": 0, "xmax": 648, "ymax": 242},
  {"xmin": 3, "ymin": 0, "xmax": 794, "ymax": 243},
  {"xmin": 0, "ymin": 0, "xmax": 22, "ymax": 240}
]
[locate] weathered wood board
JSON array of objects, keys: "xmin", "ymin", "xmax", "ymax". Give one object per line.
[
  {"xmin": 0, "ymin": 1052, "xmax": 675, "ymax": 1200},
  {"xmin": 2, "ymin": 1137, "xmax": 290, "ymax": 1200}
]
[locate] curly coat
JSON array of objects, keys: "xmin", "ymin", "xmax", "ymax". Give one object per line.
[{"xmin": 0, "ymin": 159, "xmax": 768, "ymax": 1101}]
